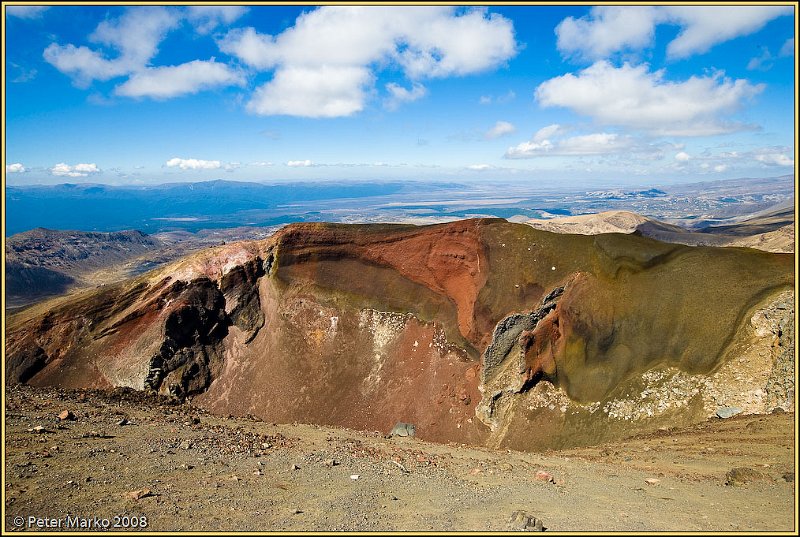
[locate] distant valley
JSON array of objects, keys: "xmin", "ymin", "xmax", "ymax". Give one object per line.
[{"xmin": 6, "ymin": 175, "xmax": 794, "ymax": 236}]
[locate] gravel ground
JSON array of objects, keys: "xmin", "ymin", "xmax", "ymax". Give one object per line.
[{"xmin": 3, "ymin": 385, "xmax": 795, "ymax": 532}]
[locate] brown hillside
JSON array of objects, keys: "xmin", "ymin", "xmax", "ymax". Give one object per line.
[{"xmin": 5, "ymin": 219, "xmax": 794, "ymax": 450}]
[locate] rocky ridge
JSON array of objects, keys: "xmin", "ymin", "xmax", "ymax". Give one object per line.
[{"xmin": 5, "ymin": 219, "xmax": 794, "ymax": 451}]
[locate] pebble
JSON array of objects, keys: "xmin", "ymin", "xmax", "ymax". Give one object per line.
[
  {"xmin": 291, "ymin": 464, "xmax": 300, "ymax": 471},
  {"xmin": 350, "ymin": 474, "xmax": 360, "ymax": 480},
  {"xmin": 117, "ymin": 418, "xmax": 129, "ymax": 426},
  {"xmin": 57, "ymin": 410, "xmax": 75, "ymax": 421},
  {"xmin": 508, "ymin": 510, "xmax": 544, "ymax": 531},
  {"xmin": 30, "ymin": 426, "xmax": 47, "ymax": 434},
  {"xmin": 645, "ymin": 478, "xmax": 660, "ymax": 485},
  {"xmin": 125, "ymin": 488, "xmax": 153, "ymax": 500},
  {"xmin": 323, "ymin": 459, "xmax": 339, "ymax": 467},
  {"xmin": 534, "ymin": 470, "xmax": 555, "ymax": 483}
]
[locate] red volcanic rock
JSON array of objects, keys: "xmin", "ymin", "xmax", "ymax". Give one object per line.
[{"xmin": 4, "ymin": 219, "xmax": 793, "ymax": 451}]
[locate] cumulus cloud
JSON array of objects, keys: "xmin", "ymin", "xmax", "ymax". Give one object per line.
[
  {"xmin": 753, "ymin": 148, "xmax": 794, "ymax": 167},
  {"xmin": 505, "ymin": 130, "xmax": 645, "ymax": 159},
  {"xmin": 115, "ymin": 60, "xmax": 244, "ymax": 99},
  {"xmin": 535, "ymin": 61, "xmax": 764, "ymax": 136},
  {"xmin": 713, "ymin": 164, "xmax": 728, "ymax": 172},
  {"xmin": 467, "ymin": 164, "xmax": 493, "ymax": 171},
  {"xmin": 675, "ymin": 151, "xmax": 691, "ymax": 162},
  {"xmin": 663, "ymin": 6, "xmax": 792, "ymax": 59},
  {"xmin": 6, "ymin": 163, "xmax": 26, "ymax": 173},
  {"xmin": 50, "ymin": 162, "xmax": 101, "ymax": 177},
  {"xmin": 556, "ymin": 6, "xmax": 791, "ymax": 61},
  {"xmin": 556, "ymin": 6, "xmax": 659, "ymax": 61},
  {"xmin": 165, "ymin": 158, "xmax": 221, "ymax": 170},
  {"xmin": 219, "ymin": 6, "xmax": 517, "ymax": 117},
  {"xmin": 6, "ymin": 6, "xmax": 49, "ymax": 19},
  {"xmin": 248, "ymin": 66, "xmax": 372, "ymax": 117},
  {"xmin": 43, "ymin": 7, "xmax": 242, "ymax": 99},
  {"xmin": 485, "ymin": 121, "xmax": 516, "ymax": 139},
  {"xmin": 286, "ymin": 160, "xmax": 313, "ymax": 167},
  {"xmin": 384, "ymin": 82, "xmax": 427, "ymax": 111},
  {"xmin": 186, "ymin": 6, "xmax": 248, "ymax": 34},
  {"xmin": 44, "ymin": 7, "xmax": 179, "ymax": 86}
]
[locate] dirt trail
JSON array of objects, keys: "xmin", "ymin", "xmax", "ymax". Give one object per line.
[{"xmin": 4, "ymin": 385, "xmax": 795, "ymax": 532}]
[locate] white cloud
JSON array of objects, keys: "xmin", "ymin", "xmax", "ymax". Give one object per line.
[
  {"xmin": 251, "ymin": 161, "xmax": 274, "ymax": 167},
  {"xmin": 505, "ymin": 131, "xmax": 642, "ymax": 159},
  {"xmin": 43, "ymin": 7, "xmax": 180, "ymax": 86},
  {"xmin": 556, "ymin": 6, "xmax": 659, "ymax": 61},
  {"xmin": 286, "ymin": 160, "xmax": 313, "ymax": 167},
  {"xmin": 6, "ymin": 163, "xmax": 26, "ymax": 173},
  {"xmin": 747, "ymin": 47, "xmax": 774, "ymax": 71},
  {"xmin": 532, "ymin": 124, "xmax": 564, "ymax": 143},
  {"xmin": 384, "ymin": 82, "xmax": 427, "ymax": 110},
  {"xmin": 663, "ymin": 6, "xmax": 792, "ymax": 59},
  {"xmin": 43, "ymin": 7, "xmax": 244, "ymax": 100},
  {"xmin": 165, "ymin": 158, "xmax": 221, "ymax": 170},
  {"xmin": 479, "ymin": 95, "xmax": 492, "ymax": 105},
  {"xmin": 115, "ymin": 60, "xmax": 244, "ymax": 99},
  {"xmin": 219, "ymin": 6, "xmax": 517, "ymax": 117},
  {"xmin": 535, "ymin": 61, "xmax": 764, "ymax": 136},
  {"xmin": 217, "ymin": 27, "xmax": 280, "ymax": 70},
  {"xmin": 248, "ymin": 65, "xmax": 372, "ymax": 118},
  {"xmin": 753, "ymin": 148, "xmax": 794, "ymax": 167},
  {"xmin": 485, "ymin": 120, "xmax": 516, "ymax": 139},
  {"xmin": 50, "ymin": 162, "xmax": 101, "ymax": 177},
  {"xmin": 186, "ymin": 6, "xmax": 248, "ymax": 34},
  {"xmin": 555, "ymin": 6, "xmax": 791, "ymax": 61},
  {"xmin": 43, "ymin": 44, "xmax": 130, "ymax": 86},
  {"xmin": 780, "ymin": 38, "xmax": 794, "ymax": 57},
  {"xmin": 675, "ymin": 151, "xmax": 691, "ymax": 162},
  {"xmin": 713, "ymin": 164, "xmax": 728, "ymax": 172},
  {"xmin": 6, "ymin": 6, "xmax": 49, "ymax": 19},
  {"xmin": 467, "ymin": 164, "xmax": 493, "ymax": 171}
]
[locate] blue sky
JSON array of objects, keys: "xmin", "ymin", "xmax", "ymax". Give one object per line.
[{"xmin": 4, "ymin": 4, "xmax": 796, "ymax": 186}]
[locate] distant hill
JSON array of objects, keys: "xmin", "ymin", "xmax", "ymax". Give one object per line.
[
  {"xmin": 526, "ymin": 201, "xmax": 795, "ymax": 253},
  {"xmin": 526, "ymin": 210, "xmax": 651, "ymax": 235}
]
